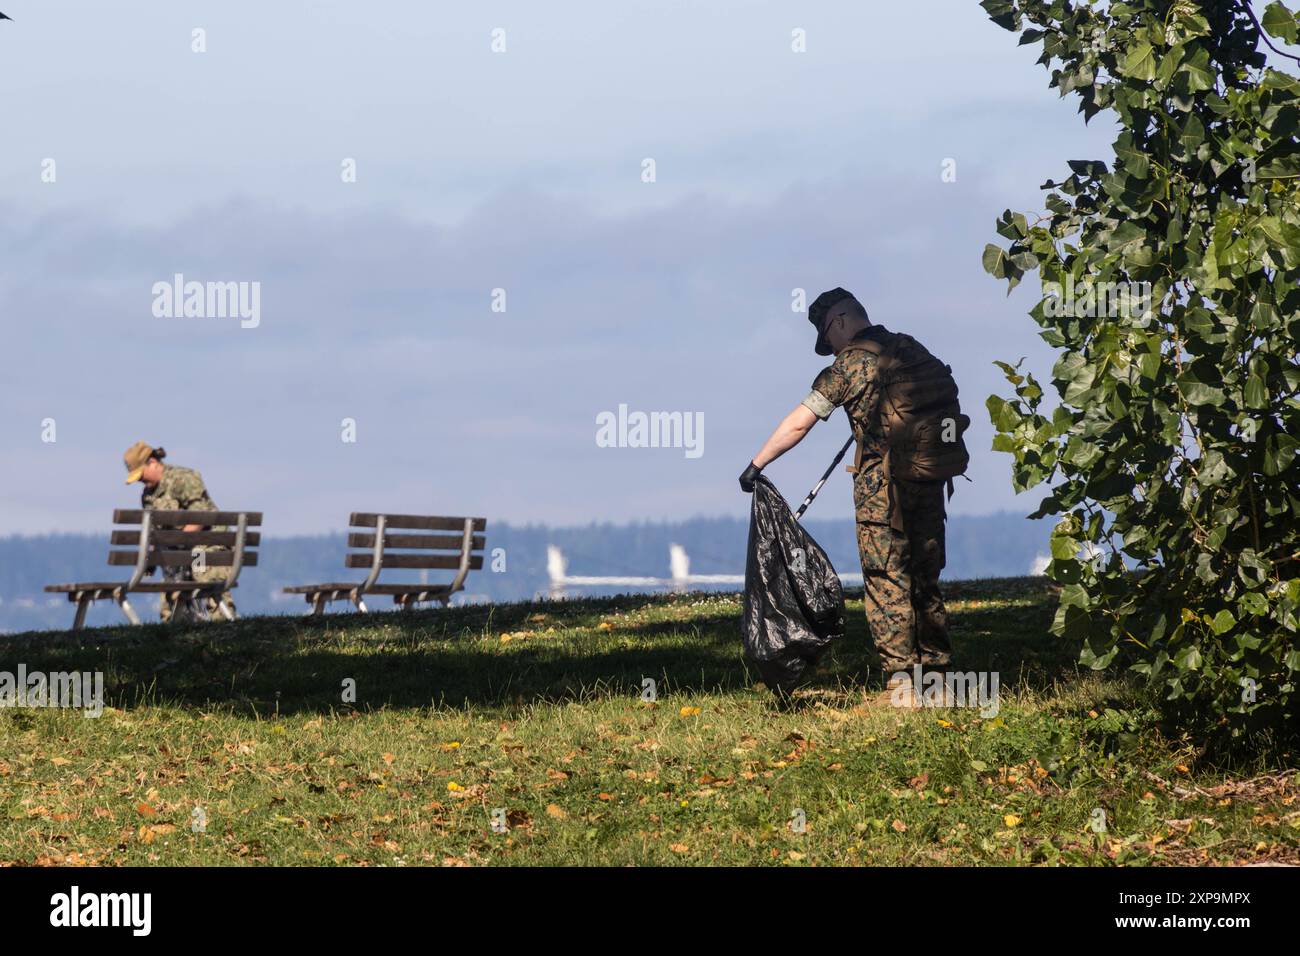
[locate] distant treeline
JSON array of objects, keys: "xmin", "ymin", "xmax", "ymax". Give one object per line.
[{"xmin": 0, "ymin": 512, "xmax": 1048, "ymax": 633}]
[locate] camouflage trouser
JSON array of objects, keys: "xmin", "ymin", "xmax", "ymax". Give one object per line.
[
  {"xmin": 854, "ymin": 460, "xmax": 951, "ymax": 673},
  {"xmin": 158, "ymin": 553, "xmax": 236, "ymax": 623}
]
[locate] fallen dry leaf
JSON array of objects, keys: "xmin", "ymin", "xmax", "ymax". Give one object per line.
[{"xmin": 138, "ymin": 823, "xmax": 176, "ymax": 845}]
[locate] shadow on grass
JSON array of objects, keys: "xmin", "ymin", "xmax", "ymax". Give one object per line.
[{"xmin": 0, "ymin": 579, "xmax": 1074, "ymax": 717}]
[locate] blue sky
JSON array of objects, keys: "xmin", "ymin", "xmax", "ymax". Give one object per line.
[{"xmin": 0, "ymin": 0, "xmax": 1116, "ymax": 533}]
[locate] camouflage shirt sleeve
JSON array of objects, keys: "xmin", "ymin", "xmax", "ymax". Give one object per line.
[
  {"xmin": 803, "ymin": 349, "xmax": 877, "ymax": 421},
  {"xmin": 800, "ymin": 388, "xmax": 836, "ymax": 421}
]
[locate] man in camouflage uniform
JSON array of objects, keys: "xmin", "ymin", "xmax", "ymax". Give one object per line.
[
  {"xmin": 739, "ymin": 289, "xmax": 952, "ymax": 704},
  {"xmin": 123, "ymin": 441, "xmax": 236, "ymax": 622}
]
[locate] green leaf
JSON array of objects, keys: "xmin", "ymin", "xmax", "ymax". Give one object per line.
[
  {"xmin": 986, "ymin": 394, "xmax": 1024, "ymax": 433},
  {"xmin": 1051, "ymin": 405, "xmax": 1074, "ymax": 434},
  {"xmin": 1262, "ymin": 2, "xmax": 1300, "ymax": 45},
  {"xmin": 1067, "ymin": 159, "xmax": 1108, "ymax": 179},
  {"xmin": 1050, "ymin": 536, "xmax": 1079, "ymax": 561},
  {"xmin": 1114, "ymin": 133, "xmax": 1151, "ymax": 178},
  {"xmin": 1062, "ymin": 437, "xmax": 1103, "ymax": 471},
  {"xmin": 1245, "ymin": 374, "xmax": 1268, "ymax": 409},
  {"xmin": 1198, "ymin": 449, "xmax": 1235, "ymax": 486},
  {"xmin": 979, "ymin": 0, "xmax": 1021, "ymax": 31},
  {"xmin": 1264, "ymin": 432, "xmax": 1299, "ymax": 476},
  {"xmin": 1179, "ymin": 46, "xmax": 1216, "ymax": 93},
  {"xmin": 1178, "ymin": 369, "xmax": 1226, "ymax": 406},
  {"xmin": 1175, "ymin": 644, "xmax": 1203, "ymax": 671},
  {"xmin": 1180, "ymin": 112, "xmax": 1206, "ymax": 150},
  {"xmin": 1256, "ymin": 155, "xmax": 1300, "ymax": 181},
  {"xmin": 1238, "ymin": 591, "xmax": 1270, "ymax": 617},
  {"xmin": 982, "ymin": 243, "xmax": 1009, "ymax": 278},
  {"xmin": 1123, "ymin": 43, "xmax": 1157, "ymax": 82},
  {"xmin": 1210, "ymin": 610, "xmax": 1236, "ymax": 636}
]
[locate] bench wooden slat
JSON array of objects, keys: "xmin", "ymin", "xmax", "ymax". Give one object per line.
[
  {"xmin": 107, "ymin": 551, "xmax": 259, "ymax": 568},
  {"xmin": 111, "ymin": 530, "xmax": 261, "ymax": 547},
  {"xmin": 344, "ymin": 553, "xmax": 483, "ymax": 571},
  {"xmin": 46, "ymin": 582, "xmax": 240, "ymax": 594},
  {"xmin": 285, "ymin": 583, "xmax": 454, "ymax": 596},
  {"xmin": 113, "ymin": 509, "xmax": 263, "ymax": 526},
  {"xmin": 348, "ymin": 584, "xmax": 454, "ymax": 596},
  {"xmin": 349, "ymin": 513, "xmax": 486, "ymax": 532},
  {"xmin": 346, "ymin": 532, "xmax": 484, "ymax": 551}
]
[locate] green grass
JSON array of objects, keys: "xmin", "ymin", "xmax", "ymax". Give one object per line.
[{"xmin": 0, "ymin": 577, "xmax": 1296, "ymax": 866}]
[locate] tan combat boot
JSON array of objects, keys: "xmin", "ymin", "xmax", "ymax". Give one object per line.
[{"xmin": 858, "ymin": 670, "xmax": 921, "ymax": 712}]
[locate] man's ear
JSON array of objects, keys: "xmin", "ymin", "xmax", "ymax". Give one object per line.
[{"xmin": 829, "ymin": 313, "xmax": 847, "ymax": 341}]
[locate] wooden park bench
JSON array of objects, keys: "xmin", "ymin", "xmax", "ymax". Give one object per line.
[
  {"xmin": 284, "ymin": 512, "xmax": 486, "ymax": 614},
  {"xmin": 45, "ymin": 509, "xmax": 261, "ymax": 630}
]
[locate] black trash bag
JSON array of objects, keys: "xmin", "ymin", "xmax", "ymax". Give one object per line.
[{"xmin": 742, "ymin": 475, "xmax": 846, "ymax": 693}]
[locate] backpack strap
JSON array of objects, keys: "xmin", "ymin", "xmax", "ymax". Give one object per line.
[
  {"xmin": 836, "ymin": 333, "xmax": 884, "ymax": 475},
  {"xmin": 838, "ymin": 331, "xmax": 914, "ymax": 534}
]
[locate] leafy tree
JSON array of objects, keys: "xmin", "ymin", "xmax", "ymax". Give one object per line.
[{"xmin": 980, "ymin": 0, "xmax": 1300, "ymax": 743}]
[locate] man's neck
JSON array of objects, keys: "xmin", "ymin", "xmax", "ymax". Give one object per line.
[{"xmin": 832, "ymin": 325, "xmax": 877, "ymax": 354}]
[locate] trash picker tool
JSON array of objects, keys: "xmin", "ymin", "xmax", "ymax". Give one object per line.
[{"xmin": 794, "ymin": 436, "xmax": 854, "ymax": 521}]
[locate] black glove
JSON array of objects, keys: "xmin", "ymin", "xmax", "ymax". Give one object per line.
[{"xmin": 739, "ymin": 462, "xmax": 763, "ymax": 493}]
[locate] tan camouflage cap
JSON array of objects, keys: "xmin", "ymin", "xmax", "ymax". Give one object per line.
[{"xmin": 123, "ymin": 440, "xmax": 154, "ymax": 484}]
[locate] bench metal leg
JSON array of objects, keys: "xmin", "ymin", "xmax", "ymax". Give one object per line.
[
  {"xmin": 309, "ymin": 594, "xmax": 326, "ymax": 617},
  {"xmin": 217, "ymin": 599, "xmax": 236, "ymax": 622},
  {"xmin": 354, "ymin": 597, "xmax": 369, "ymax": 613},
  {"xmin": 118, "ymin": 597, "xmax": 141, "ymax": 626},
  {"xmin": 72, "ymin": 595, "xmax": 91, "ymax": 631}
]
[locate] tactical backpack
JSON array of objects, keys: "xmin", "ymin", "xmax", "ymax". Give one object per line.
[{"xmin": 839, "ymin": 329, "xmax": 971, "ymax": 487}]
